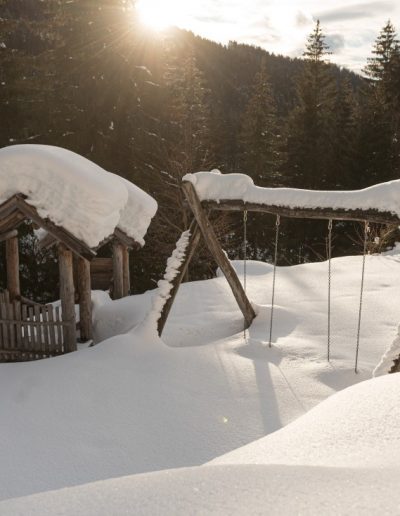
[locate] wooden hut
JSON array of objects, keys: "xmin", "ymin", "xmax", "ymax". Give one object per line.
[{"xmin": 0, "ymin": 144, "xmax": 157, "ymax": 362}]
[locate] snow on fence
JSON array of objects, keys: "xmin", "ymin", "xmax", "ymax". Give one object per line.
[{"xmin": 0, "ymin": 291, "xmax": 73, "ymax": 362}]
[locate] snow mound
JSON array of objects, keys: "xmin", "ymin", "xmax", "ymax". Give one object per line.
[
  {"xmin": 2, "ymin": 464, "xmax": 400, "ymax": 516},
  {"xmin": 211, "ymin": 372, "xmax": 400, "ymax": 469},
  {"xmin": 0, "ymin": 145, "xmax": 157, "ymax": 248},
  {"xmin": 184, "ymin": 170, "xmax": 400, "ymax": 217}
]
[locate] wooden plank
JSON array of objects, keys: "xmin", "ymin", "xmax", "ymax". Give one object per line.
[
  {"xmin": 0, "ymin": 229, "xmax": 18, "ymax": 243},
  {"xmin": 112, "ymin": 241, "xmax": 124, "ymax": 300},
  {"xmin": 6, "ymin": 235, "xmax": 20, "ymax": 301},
  {"xmin": 122, "ymin": 245, "xmax": 130, "ymax": 297},
  {"xmin": 34, "ymin": 305, "xmax": 43, "ymax": 355},
  {"xmin": 0, "ymin": 302, "xmax": 9, "ymax": 349},
  {"xmin": 77, "ymin": 257, "xmax": 92, "ymax": 342},
  {"xmin": 113, "ymin": 228, "xmax": 141, "ymax": 250},
  {"xmin": 21, "ymin": 304, "xmax": 28, "ymax": 349},
  {"xmin": 201, "ymin": 200, "xmax": 400, "ymax": 225},
  {"xmin": 14, "ymin": 300, "xmax": 22, "ymax": 350},
  {"xmin": 28, "ymin": 307, "xmax": 36, "ymax": 356},
  {"xmin": 7, "ymin": 302, "xmax": 15, "ymax": 358},
  {"xmin": 41, "ymin": 305, "xmax": 49, "ymax": 356},
  {"xmin": 55, "ymin": 306, "xmax": 63, "ymax": 353},
  {"xmin": 158, "ymin": 221, "xmax": 202, "ymax": 336},
  {"xmin": 47, "ymin": 305, "xmax": 57, "ymax": 354},
  {"xmin": 182, "ymin": 182, "xmax": 256, "ymax": 328},
  {"xmin": 58, "ymin": 244, "xmax": 77, "ymax": 352}
]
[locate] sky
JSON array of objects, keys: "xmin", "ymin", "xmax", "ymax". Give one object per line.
[{"xmin": 136, "ymin": 0, "xmax": 400, "ymax": 73}]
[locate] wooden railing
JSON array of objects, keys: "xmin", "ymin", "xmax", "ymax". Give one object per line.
[{"xmin": 0, "ymin": 291, "xmax": 75, "ymax": 362}]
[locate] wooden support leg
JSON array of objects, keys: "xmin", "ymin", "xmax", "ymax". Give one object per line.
[
  {"xmin": 122, "ymin": 245, "xmax": 130, "ymax": 297},
  {"xmin": 58, "ymin": 244, "xmax": 77, "ymax": 352},
  {"xmin": 77, "ymin": 257, "xmax": 92, "ymax": 342},
  {"xmin": 6, "ymin": 235, "xmax": 20, "ymax": 301},
  {"xmin": 182, "ymin": 181, "xmax": 256, "ymax": 328},
  {"xmin": 157, "ymin": 220, "xmax": 202, "ymax": 336},
  {"xmin": 112, "ymin": 241, "xmax": 124, "ymax": 300}
]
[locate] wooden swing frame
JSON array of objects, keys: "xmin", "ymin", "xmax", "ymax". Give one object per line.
[{"xmin": 158, "ymin": 179, "xmax": 400, "ymax": 346}]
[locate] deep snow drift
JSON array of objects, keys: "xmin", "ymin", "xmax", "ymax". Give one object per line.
[
  {"xmin": 0, "ymin": 145, "xmax": 157, "ymax": 247},
  {"xmin": 0, "ymin": 249, "xmax": 400, "ymax": 506},
  {"xmin": 2, "ymin": 373, "xmax": 400, "ymax": 515}
]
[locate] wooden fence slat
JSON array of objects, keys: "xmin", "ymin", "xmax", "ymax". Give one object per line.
[
  {"xmin": 34, "ymin": 305, "xmax": 42, "ymax": 355},
  {"xmin": 47, "ymin": 305, "xmax": 57, "ymax": 354},
  {"xmin": 21, "ymin": 304, "xmax": 28, "ymax": 350},
  {"xmin": 7, "ymin": 302, "xmax": 15, "ymax": 359},
  {"xmin": 28, "ymin": 307, "xmax": 36, "ymax": 357},
  {"xmin": 55, "ymin": 306, "xmax": 63, "ymax": 353},
  {"xmin": 1, "ymin": 302, "xmax": 9, "ymax": 350},
  {"xmin": 42, "ymin": 306, "xmax": 49, "ymax": 356},
  {"xmin": 14, "ymin": 300, "xmax": 22, "ymax": 353}
]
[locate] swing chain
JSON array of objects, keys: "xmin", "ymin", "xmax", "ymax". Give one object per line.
[
  {"xmin": 355, "ymin": 221, "xmax": 370, "ymax": 373},
  {"xmin": 327, "ymin": 219, "xmax": 333, "ymax": 362},
  {"xmin": 243, "ymin": 210, "xmax": 248, "ymax": 294},
  {"xmin": 269, "ymin": 214, "xmax": 280, "ymax": 347}
]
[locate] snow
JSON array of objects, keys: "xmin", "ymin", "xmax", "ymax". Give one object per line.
[
  {"xmin": 373, "ymin": 326, "xmax": 400, "ymax": 376},
  {"xmin": 140, "ymin": 229, "xmax": 190, "ymax": 334},
  {"xmin": 0, "ymin": 249, "xmax": 399, "ymax": 508},
  {"xmin": 184, "ymin": 170, "xmax": 400, "ymax": 217},
  {"xmin": 0, "ymin": 145, "xmax": 157, "ymax": 248}
]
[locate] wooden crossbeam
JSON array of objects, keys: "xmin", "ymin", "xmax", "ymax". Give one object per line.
[
  {"xmin": 202, "ymin": 200, "xmax": 400, "ymax": 225},
  {"xmin": 182, "ymin": 182, "xmax": 256, "ymax": 328}
]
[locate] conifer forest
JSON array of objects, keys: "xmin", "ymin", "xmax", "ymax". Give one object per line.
[{"xmin": 1, "ymin": 0, "xmax": 400, "ymax": 300}]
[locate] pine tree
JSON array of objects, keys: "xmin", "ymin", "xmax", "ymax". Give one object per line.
[
  {"xmin": 284, "ymin": 20, "xmax": 337, "ymax": 189},
  {"xmin": 239, "ymin": 59, "xmax": 282, "ymax": 186}
]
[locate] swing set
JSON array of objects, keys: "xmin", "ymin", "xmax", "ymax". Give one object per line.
[{"xmin": 158, "ymin": 176, "xmax": 400, "ymax": 374}]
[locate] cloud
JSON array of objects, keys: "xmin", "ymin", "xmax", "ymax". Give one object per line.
[
  {"xmin": 316, "ymin": 1, "xmax": 394, "ymax": 23},
  {"xmin": 325, "ymin": 33, "xmax": 345, "ymax": 52}
]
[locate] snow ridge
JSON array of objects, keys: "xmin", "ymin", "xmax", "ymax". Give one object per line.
[
  {"xmin": 141, "ymin": 230, "xmax": 190, "ymax": 335},
  {"xmin": 373, "ymin": 325, "xmax": 400, "ymax": 376}
]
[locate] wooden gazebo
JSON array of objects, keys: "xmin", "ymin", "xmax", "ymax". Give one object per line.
[{"xmin": 0, "ymin": 193, "xmax": 139, "ymax": 362}]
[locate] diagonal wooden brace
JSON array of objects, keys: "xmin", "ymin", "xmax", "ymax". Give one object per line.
[{"xmin": 182, "ymin": 181, "xmax": 256, "ymax": 328}]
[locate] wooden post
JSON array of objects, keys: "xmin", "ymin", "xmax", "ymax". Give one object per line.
[
  {"xmin": 77, "ymin": 257, "xmax": 92, "ymax": 342},
  {"xmin": 6, "ymin": 234, "xmax": 20, "ymax": 301},
  {"xmin": 182, "ymin": 181, "xmax": 256, "ymax": 328},
  {"xmin": 112, "ymin": 241, "xmax": 124, "ymax": 300},
  {"xmin": 58, "ymin": 243, "xmax": 77, "ymax": 352},
  {"xmin": 158, "ymin": 220, "xmax": 202, "ymax": 336},
  {"xmin": 122, "ymin": 244, "xmax": 130, "ymax": 297}
]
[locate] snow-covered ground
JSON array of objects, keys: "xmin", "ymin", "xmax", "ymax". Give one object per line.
[{"xmin": 1, "ymin": 250, "xmax": 400, "ymax": 512}]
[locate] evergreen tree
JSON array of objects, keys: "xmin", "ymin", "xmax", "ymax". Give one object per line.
[
  {"xmin": 284, "ymin": 20, "xmax": 337, "ymax": 189},
  {"xmin": 239, "ymin": 59, "xmax": 282, "ymax": 186}
]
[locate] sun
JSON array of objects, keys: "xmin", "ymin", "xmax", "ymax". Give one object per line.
[{"xmin": 136, "ymin": 0, "xmax": 186, "ymax": 31}]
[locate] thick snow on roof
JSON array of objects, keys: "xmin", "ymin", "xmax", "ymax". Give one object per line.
[
  {"xmin": 0, "ymin": 145, "xmax": 157, "ymax": 248},
  {"xmin": 183, "ymin": 170, "xmax": 400, "ymax": 217}
]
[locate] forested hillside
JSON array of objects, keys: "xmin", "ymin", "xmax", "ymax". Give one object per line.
[{"xmin": 1, "ymin": 0, "xmax": 400, "ymax": 297}]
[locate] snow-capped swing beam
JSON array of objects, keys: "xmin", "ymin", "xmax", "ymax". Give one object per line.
[{"xmin": 158, "ymin": 176, "xmax": 400, "ymax": 357}]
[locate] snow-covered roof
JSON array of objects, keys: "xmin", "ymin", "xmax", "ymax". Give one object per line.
[
  {"xmin": 0, "ymin": 145, "xmax": 157, "ymax": 249},
  {"xmin": 183, "ymin": 170, "xmax": 400, "ymax": 219}
]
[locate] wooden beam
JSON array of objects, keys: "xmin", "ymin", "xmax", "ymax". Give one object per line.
[
  {"xmin": 182, "ymin": 182, "xmax": 256, "ymax": 328},
  {"xmin": 77, "ymin": 257, "xmax": 92, "ymax": 342},
  {"xmin": 158, "ymin": 220, "xmax": 202, "ymax": 336},
  {"xmin": 112, "ymin": 241, "xmax": 124, "ymax": 300},
  {"xmin": 114, "ymin": 228, "xmax": 141, "ymax": 250},
  {"xmin": 0, "ymin": 229, "xmax": 18, "ymax": 243},
  {"xmin": 14, "ymin": 195, "xmax": 96, "ymax": 261},
  {"xmin": 122, "ymin": 244, "xmax": 130, "ymax": 297},
  {"xmin": 58, "ymin": 243, "xmax": 77, "ymax": 352},
  {"xmin": 6, "ymin": 235, "xmax": 20, "ymax": 301},
  {"xmin": 202, "ymin": 200, "xmax": 400, "ymax": 225}
]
